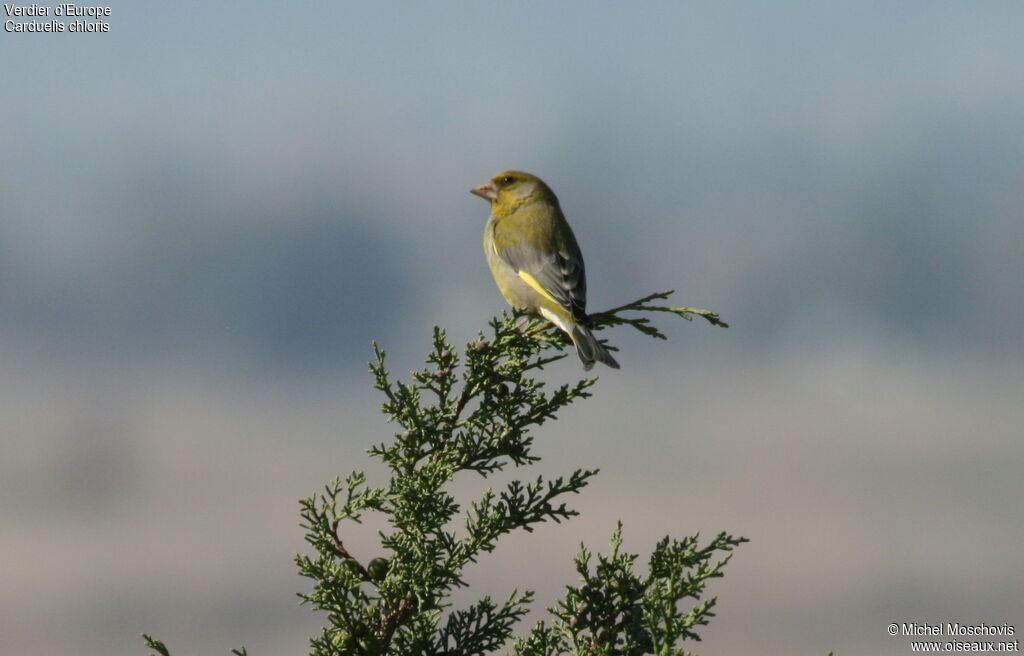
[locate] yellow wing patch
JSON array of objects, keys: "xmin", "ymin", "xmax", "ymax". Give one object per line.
[{"xmin": 517, "ymin": 270, "xmax": 559, "ymax": 305}]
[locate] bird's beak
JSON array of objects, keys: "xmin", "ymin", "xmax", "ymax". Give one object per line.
[{"xmin": 470, "ymin": 181, "xmax": 498, "ymax": 201}]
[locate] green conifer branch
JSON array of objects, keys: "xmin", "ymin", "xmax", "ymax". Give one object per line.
[
  {"xmin": 142, "ymin": 290, "xmax": 741, "ymax": 656},
  {"xmin": 588, "ymin": 290, "xmax": 729, "ymax": 340}
]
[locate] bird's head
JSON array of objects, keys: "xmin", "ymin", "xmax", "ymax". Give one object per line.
[{"xmin": 471, "ymin": 171, "xmax": 556, "ymax": 214}]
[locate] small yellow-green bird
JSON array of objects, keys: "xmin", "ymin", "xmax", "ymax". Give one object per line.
[{"xmin": 471, "ymin": 170, "xmax": 619, "ymax": 371}]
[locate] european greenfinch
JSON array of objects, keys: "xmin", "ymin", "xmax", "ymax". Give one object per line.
[{"xmin": 471, "ymin": 171, "xmax": 619, "ymax": 371}]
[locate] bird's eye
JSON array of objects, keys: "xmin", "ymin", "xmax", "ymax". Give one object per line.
[{"xmin": 500, "ymin": 175, "xmax": 515, "ymax": 185}]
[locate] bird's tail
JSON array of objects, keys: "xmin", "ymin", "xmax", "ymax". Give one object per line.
[{"xmin": 570, "ymin": 323, "xmax": 620, "ymax": 371}]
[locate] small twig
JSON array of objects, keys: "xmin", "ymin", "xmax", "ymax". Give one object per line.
[
  {"xmin": 380, "ymin": 598, "xmax": 415, "ymax": 646},
  {"xmin": 589, "ymin": 289, "xmax": 729, "ymax": 337},
  {"xmin": 330, "ymin": 518, "xmax": 351, "ymax": 558},
  {"xmin": 331, "ymin": 518, "xmax": 370, "ymax": 579},
  {"xmin": 445, "ymin": 385, "xmax": 474, "ymax": 432}
]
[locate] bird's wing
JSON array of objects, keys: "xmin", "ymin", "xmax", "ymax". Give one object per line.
[{"xmin": 492, "ymin": 218, "xmax": 588, "ymax": 324}]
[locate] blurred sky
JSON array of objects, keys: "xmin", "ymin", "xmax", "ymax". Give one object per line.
[{"xmin": 2, "ymin": 2, "xmax": 1023, "ymax": 655}]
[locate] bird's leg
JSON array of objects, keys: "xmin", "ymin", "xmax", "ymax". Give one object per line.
[{"xmin": 508, "ymin": 316, "xmax": 531, "ymax": 342}]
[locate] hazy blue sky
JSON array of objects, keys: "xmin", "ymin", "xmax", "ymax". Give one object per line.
[{"xmin": 3, "ymin": 3, "xmax": 1022, "ymax": 655}]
